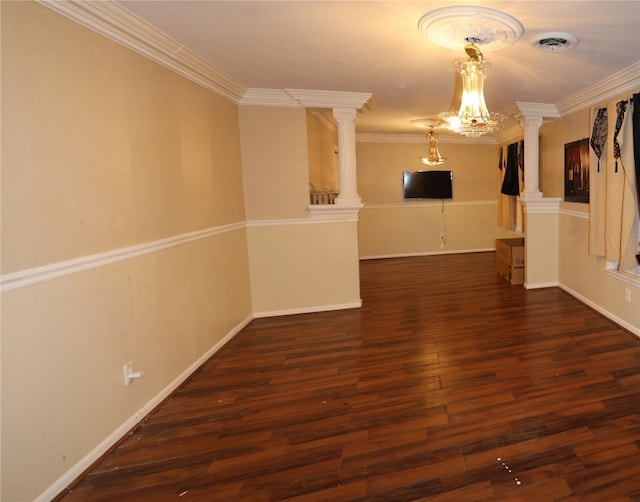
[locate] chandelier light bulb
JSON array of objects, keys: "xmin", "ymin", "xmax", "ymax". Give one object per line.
[{"xmin": 439, "ymin": 43, "xmax": 507, "ymax": 138}]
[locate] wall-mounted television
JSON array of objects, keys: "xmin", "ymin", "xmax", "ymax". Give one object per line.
[{"xmin": 403, "ymin": 170, "xmax": 453, "ymax": 199}]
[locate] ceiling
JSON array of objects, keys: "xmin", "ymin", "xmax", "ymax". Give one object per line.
[{"xmin": 119, "ymin": 1, "xmax": 640, "ymax": 137}]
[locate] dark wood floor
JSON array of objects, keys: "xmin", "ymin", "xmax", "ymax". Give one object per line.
[{"xmin": 58, "ymin": 252, "xmax": 640, "ymax": 501}]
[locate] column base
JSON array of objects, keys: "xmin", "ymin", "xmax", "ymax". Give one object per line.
[
  {"xmin": 520, "ymin": 190, "xmax": 544, "ymax": 200},
  {"xmin": 335, "ymin": 194, "xmax": 363, "ymax": 206}
]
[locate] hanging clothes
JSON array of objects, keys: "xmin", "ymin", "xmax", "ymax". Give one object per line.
[
  {"xmin": 590, "ymin": 107, "xmax": 607, "ymax": 172},
  {"xmin": 618, "ymin": 98, "xmax": 639, "ymax": 271},
  {"xmin": 613, "ymin": 100, "xmax": 628, "ymax": 173},
  {"xmin": 605, "ymin": 100, "xmax": 627, "ymax": 263},
  {"xmin": 632, "ymin": 92, "xmax": 640, "ymax": 205},
  {"xmin": 501, "ymin": 142, "xmax": 520, "ymax": 196},
  {"xmin": 498, "ymin": 144, "xmax": 517, "ymax": 230},
  {"xmin": 518, "ymin": 140, "xmax": 525, "ymax": 184},
  {"xmin": 589, "ymin": 107, "xmax": 608, "ymax": 256}
]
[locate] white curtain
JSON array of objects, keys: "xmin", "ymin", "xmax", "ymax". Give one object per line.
[
  {"xmin": 605, "ymin": 101, "xmax": 625, "ymax": 262},
  {"xmin": 618, "ymin": 99, "xmax": 640, "ymax": 270},
  {"xmin": 588, "ymin": 107, "xmax": 607, "ymax": 256}
]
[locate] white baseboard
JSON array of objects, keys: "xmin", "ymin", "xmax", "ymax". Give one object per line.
[
  {"xmin": 559, "ymin": 283, "xmax": 640, "ymax": 338},
  {"xmin": 36, "ymin": 314, "xmax": 254, "ymax": 502},
  {"xmin": 524, "ymin": 281, "xmax": 559, "ymax": 289},
  {"xmin": 253, "ymin": 301, "xmax": 362, "ymax": 318},
  {"xmin": 360, "ymin": 248, "xmax": 495, "ymax": 260}
]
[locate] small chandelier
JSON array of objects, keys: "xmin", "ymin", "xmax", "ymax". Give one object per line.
[
  {"xmin": 419, "ymin": 127, "xmax": 445, "ymax": 166},
  {"xmin": 439, "ymin": 40, "xmax": 508, "ymax": 138}
]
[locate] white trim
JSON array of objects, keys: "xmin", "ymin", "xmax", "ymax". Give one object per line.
[
  {"xmin": 253, "ymin": 301, "xmax": 362, "ymax": 318},
  {"xmin": 494, "ymin": 125, "xmax": 523, "ymax": 145},
  {"xmin": 359, "ymin": 248, "xmax": 495, "ymax": 260},
  {"xmin": 285, "ymin": 89, "xmax": 375, "ymax": 111},
  {"xmin": 363, "ymin": 200, "xmax": 497, "ymax": 209},
  {"xmin": 356, "ymin": 133, "xmax": 496, "ymax": 144},
  {"xmin": 35, "ymin": 1, "xmax": 639, "ymax": 127},
  {"xmin": 310, "ymin": 111, "xmax": 337, "ymax": 132},
  {"xmin": 246, "ymin": 216, "xmax": 358, "ymax": 227},
  {"xmin": 559, "ymin": 207, "xmax": 590, "ymax": 220},
  {"xmin": 605, "ymin": 268, "xmax": 640, "ymax": 288},
  {"xmin": 238, "ymin": 88, "xmax": 301, "ymax": 107},
  {"xmin": 559, "ymin": 283, "xmax": 640, "ymax": 338},
  {"xmin": 520, "ymin": 197, "xmax": 562, "ymax": 214},
  {"xmin": 556, "ymin": 62, "xmax": 640, "ymax": 116},
  {"xmin": 308, "ymin": 204, "xmax": 362, "ymax": 220},
  {"xmin": 35, "ymin": 314, "xmax": 253, "ymax": 502},
  {"xmin": 0, "ymin": 222, "xmax": 245, "ymax": 293},
  {"xmin": 524, "ymin": 281, "xmax": 559, "ymax": 289},
  {"xmin": 37, "ymin": 0, "xmax": 246, "ymax": 103},
  {"xmin": 506, "ymin": 102, "xmax": 560, "ymax": 120}
]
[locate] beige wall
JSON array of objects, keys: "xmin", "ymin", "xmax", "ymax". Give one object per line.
[
  {"xmin": 539, "ymin": 93, "xmax": 640, "ymax": 333},
  {"xmin": 1, "ymin": 3, "xmax": 252, "ymax": 500},
  {"xmin": 240, "ymin": 106, "xmax": 361, "ymax": 313},
  {"xmin": 240, "ymin": 106, "xmax": 310, "ymax": 221},
  {"xmin": 356, "ymin": 139, "xmax": 507, "ymax": 257},
  {"xmin": 306, "ymin": 111, "xmax": 338, "ymax": 192},
  {"xmin": 248, "ymin": 221, "xmax": 361, "ymax": 314}
]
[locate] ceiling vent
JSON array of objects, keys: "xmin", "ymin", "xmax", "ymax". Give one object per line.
[{"xmin": 533, "ymin": 32, "xmax": 578, "ymax": 52}]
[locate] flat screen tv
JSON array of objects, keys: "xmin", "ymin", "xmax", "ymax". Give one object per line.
[{"xmin": 403, "ymin": 170, "xmax": 453, "ymax": 199}]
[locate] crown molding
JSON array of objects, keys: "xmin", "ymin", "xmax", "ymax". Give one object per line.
[
  {"xmin": 239, "ymin": 89, "xmax": 376, "ymax": 113},
  {"xmin": 506, "ymin": 102, "xmax": 560, "ymax": 120},
  {"xmin": 356, "ymin": 133, "xmax": 496, "ymax": 144},
  {"xmin": 310, "ymin": 111, "xmax": 338, "ymax": 132},
  {"xmin": 37, "ymin": 0, "xmax": 246, "ymax": 102},
  {"xmin": 556, "ymin": 61, "xmax": 640, "ymax": 115},
  {"xmin": 494, "ymin": 124, "xmax": 523, "ymax": 145},
  {"xmin": 238, "ymin": 89, "xmax": 302, "ymax": 107},
  {"xmin": 285, "ymin": 89, "xmax": 376, "ymax": 112},
  {"xmin": 37, "ymin": 1, "xmax": 639, "ymax": 133}
]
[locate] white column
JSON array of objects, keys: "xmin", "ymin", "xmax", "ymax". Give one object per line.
[
  {"xmin": 333, "ymin": 107, "xmax": 362, "ymax": 206},
  {"xmin": 506, "ymin": 102, "xmax": 561, "ymax": 289},
  {"xmin": 520, "ymin": 115, "xmax": 544, "ymax": 199}
]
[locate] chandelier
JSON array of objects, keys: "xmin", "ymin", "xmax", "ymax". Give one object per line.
[
  {"xmin": 417, "ymin": 6, "xmax": 523, "ymax": 138},
  {"xmin": 439, "ymin": 40, "xmax": 508, "ymax": 138},
  {"xmin": 419, "ymin": 127, "xmax": 445, "ymax": 166}
]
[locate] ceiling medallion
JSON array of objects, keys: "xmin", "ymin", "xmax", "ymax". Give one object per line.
[{"xmin": 418, "ymin": 6, "xmax": 524, "ymax": 52}]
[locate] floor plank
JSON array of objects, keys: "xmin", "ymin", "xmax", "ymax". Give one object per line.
[{"xmin": 57, "ymin": 252, "xmax": 640, "ymax": 501}]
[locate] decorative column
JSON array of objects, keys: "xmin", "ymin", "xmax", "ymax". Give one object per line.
[
  {"xmin": 333, "ymin": 107, "xmax": 362, "ymax": 207},
  {"xmin": 284, "ymin": 89, "xmax": 374, "ymax": 216},
  {"xmin": 520, "ymin": 115, "xmax": 544, "ymax": 199},
  {"xmin": 506, "ymin": 102, "xmax": 560, "ymax": 198},
  {"xmin": 506, "ymin": 102, "xmax": 561, "ymax": 288}
]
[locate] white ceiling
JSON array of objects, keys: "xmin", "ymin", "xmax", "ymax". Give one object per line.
[{"xmin": 119, "ymin": 1, "xmax": 640, "ymax": 136}]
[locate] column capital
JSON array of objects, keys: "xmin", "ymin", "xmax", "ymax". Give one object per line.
[
  {"xmin": 520, "ymin": 115, "xmax": 544, "ymax": 130},
  {"xmin": 332, "ymin": 107, "xmax": 358, "ymax": 121},
  {"xmin": 507, "ymin": 102, "xmax": 560, "ymax": 199},
  {"xmin": 506, "ymin": 102, "xmax": 560, "ymax": 122},
  {"xmin": 285, "ymin": 89, "xmax": 375, "ymax": 111}
]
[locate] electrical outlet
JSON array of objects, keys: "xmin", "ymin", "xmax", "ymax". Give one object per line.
[{"xmin": 624, "ymin": 288, "xmax": 631, "ymax": 303}]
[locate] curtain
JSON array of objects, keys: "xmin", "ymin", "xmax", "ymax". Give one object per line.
[
  {"xmin": 618, "ymin": 98, "xmax": 640, "ymax": 270},
  {"xmin": 589, "ymin": 107, "xmax": 607, "ymax": 256},
  {"xmin": 632, "ymin": 93, "xmax": 640, "ymax": 206}
]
